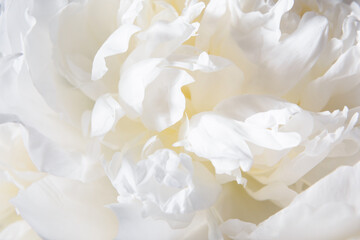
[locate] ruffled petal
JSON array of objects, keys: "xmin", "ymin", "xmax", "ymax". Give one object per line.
[
  {"xmin": 177, "ymin": 110, "xmax": 301, "ymax": 177},
  {"xmin": 106, "ymin": 137, "xmax": 221, "ymax": 228}
]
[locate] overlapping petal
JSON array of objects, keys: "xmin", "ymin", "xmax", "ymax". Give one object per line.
[
  {"xmin": 1, "ymin": 0, "xmax": 360, "ymax": 239},
  {"xmin": 106, "ymin": 137, "xmax": 221, "ymax": 230},
  {"xmin": 221, "ymin": 162, "xmax": 360, "ymax": 240}
]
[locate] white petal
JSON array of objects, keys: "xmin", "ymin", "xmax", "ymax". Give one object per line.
[
  {"xmin": 189, "ymin": 162, "xmax": 222, "ymax": 211},
  {"xmin": 142, "ymin": 69, "xmax": 194, "ymax": 131},
  {"xmin": 0, "ymin": 114, "xmax": 102, "ymax": 182},
  {"xmin": 301, "ymin": 47, "xmax": 360, "ymax": 111},
  {"xmin": 29, "ymin": 0, "xmax": 107, "ymax": 118},
  {"xmin": 195, "ymin": 0, "xmax": 227, "ymax": 51},
  {"xmin": 50, "ymin": 0, "xmax": 125, "ymax": 104},
  {"xmin": 91, "ymin": 94, "xmax": 124, "ymax": 136},
  {"xmin": 0, "ymin": 220, "xmax": 40, "ymax": 240},
  {"xmin": 119, "ymin": 59, "xmax": 195, "ymax": 131},
  {"xmin": 118, "ymin": 58, "xmax": 163, "ymax": 118},
  {"xmin": 181, "ymin": 0, "xmax": 205, "ymax": 23},
  {"xmin": 220, "ymin": 219, "xmax": 256, "ymax": 240},
  {"xmin": 121, "ymin": 16, "xmax": 199, "ymax": 69},
  {"xmin": 111, "ymin": 200, "xmax": 184, "ymax": 240},
  {"xmin": 0, "ymin": 0, "xmax": 35, "ymax": 56},
  {"xmin": 187, "ymin": 64, "xmax": 245, "ymax": 112},
  {"xmin": 166, "ymin": 48, "xmax": 243, "ymax": 112},
  {"xmin": 11, "ymin": 176, "xmax": 118, "ymax": 240},
  {"xmin": 254, "ymin": 163, "xmax": 360, "ymax": 240},
  {"xmin": 222, "ymin": 162, "xmax": 360, "ymax": 240},
  {"xmin": 0, "ymin": 122, "xmax": 36, "ymax": 172},
  {"xmin": 166, "ymin": 50, "xmax": 232, "ymax": 73},
  {"xmin": 214, "ymin": 181, "xmax": 281, "ymax": 226},
  {"xmin": 91, "ymin": 24, "xmax": 140, "ymax": 81},
  {"xmin": 111, "ymin": 199, "xmax": 209, "ymax": 240},
  {"xmin": 108, "ymin": 140, "xmax": 221, "ymax": 227},
  {"xmin": 116, "ymin": 0, "xmax": 144, "ymax": 25},
  {"xmin": 178, "ymin": 112, "xmax": 301, "ymax": 175},
  {"xmin": 232, "ymin": 3, "xmax": 329, "ymax": 95},
  {"xmin": 177, "ymin": 112, "xmax": 253, "ymax": 174},
  {"xmin": 264, "ymin": 110, "xmax": 359, "ymax": 185},
  {"xmin": 245, "ymin": 182, "xmax": 297, "ymax": 208},
  {"xmin": 214, "ymin": 95, "xmax": 301, "ymax": 127}
]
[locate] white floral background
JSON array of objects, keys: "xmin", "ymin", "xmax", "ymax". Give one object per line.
[{"xmin": 1, "ymin": 0, "xmax": 360, "ymax": 239}]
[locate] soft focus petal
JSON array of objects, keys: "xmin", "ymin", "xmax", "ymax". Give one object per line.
[
  {"xmin": 11, "ymin": 176, "xmax": 118, "ymax": 240},
  {"xmin": 110, "ymin": 200, "xmax": 209, "ymax": 240},
  {"xmin": 0, "ymin": 114, "xmax": 102, "ymax": 182},
  {"xmin": 0, "ymin": 0, "xmax": 35, "ymax": 55},
  {"xmin": 0, "ymin": 221, "xmax": 40, "ymax": 240},
  {"xmin": 222, "ymin": 162, "xmax": 360, "ymax": 240}
]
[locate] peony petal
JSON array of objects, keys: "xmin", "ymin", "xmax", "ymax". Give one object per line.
[
  {"xmin": 302, "ymin": 46, "xmax": 360, "ymax": 111},
  {"xmin": 0, "ymin": 220, "xmax": 40, "ymax": 240},
  {"xmin": 263, "ymin": 109, "xmax": 359, "ymax": 186},
  {"xmin": 106, "ymin": 136, "xmax": 221, "ymax": 228},
  {"xmin": 0, "ymin": 114, "xmax": 102, "ymax": 182},
  {"xmin": 91, "ymin": 24, "xmax": 140, "ymax": 81},
  {"xmin": 231, "ymin": 1, "xmax": 329, "ymax": 95},
  {"xmin": 0, "ymin": 0, "xmax": 35, "ymax": 56},
  {"xmin": 214, "ymin": 95, "xmax": 301, "ymax": 127},
  {"xmin": 113, "ymin": 143, "xmax": 215, "ymax": 230},
  {"xmin": 110, "ymin": 199, "xmax": 209, "ymax": 240},
  {"xmin": 195, "ymin": 0, "xmax": 228, "ymax": 51},
  {"xmin": 142, "ymin": 68, "xmax": 194, "ymax": 131},
  {"xmin": 176, "ymin": 112, "xmax": 253, "ymax": 175},
  {"xmin": 118, "ymin": 58, "xmax": 163, "ymax": 118},
  {"xmin": 178, "ymin": 112, "xmax": 301, "ymax": 176},
  {"xmin": 116, "ymin": 0, "xmax": 144, "ymax": 25},
  {"xmin": 119, "ymin": 59, "xmax": 196, "ymax": 131},
  {"xmin": 11, "ymin": 176, "xmax": 118, "ymax": 240},
  {"xmin": 220, "ymin": 219, "xmax": 256, "ymax": 240},
  {"xmin": 90, "ymin": 94, "xmax": 124, "ymax": 136},
  {"xmin": 181, "ymin": 0, "xmax": 205, "ymax": 23},
  {"xmin": 111, "ymin": 200, "xmax": 185, "ymax": 240},
  {"xmin": 26, "ymin": 0, "xmax": 98, "ymax": 123},
  {"xmin": 222, "ymin": 162, "xmax": 360, "ymax": 240},
  {"xmin": 254, "ymin": 163, "xmax": 360, "ymax": 240},
  {"xmin": 166, "ymin": 48, "xmax": 243, "ymax": 112},
  {"xmin": 245, "ymin": 182, "xmax": 297, "ymax": 208},
  {"xmin": 188, "ymin": 64, "xmax": 245, "ymax": 112},
  {"xmin": 121, "ymin": 14, "xmax": 200, "ymax": 70},
  {"xmin": 166, "ymin": 50, "xmax": 232, "ymax": 73},
  {"xmin": 214, "ymin": 181, "xmax": 281, "ymax": 226}
]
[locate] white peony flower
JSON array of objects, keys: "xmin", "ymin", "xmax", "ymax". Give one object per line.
[{"xmin": 1, "ymin": 0, "xmax": 360, "ymax": 239}]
